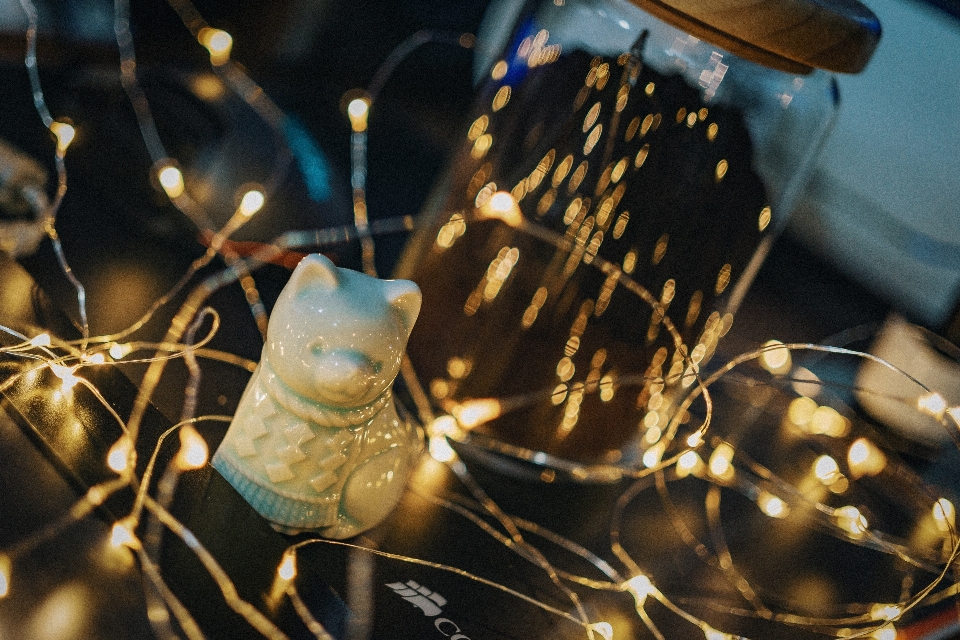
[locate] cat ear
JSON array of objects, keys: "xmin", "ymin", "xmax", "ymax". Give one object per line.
[
  {"xmin": 290, "ymin": 253, "xmax": 339, "ymax": 290},
  {"xmin": 384, "ymin": 279, "xmax": 421, "ymax": 337}
]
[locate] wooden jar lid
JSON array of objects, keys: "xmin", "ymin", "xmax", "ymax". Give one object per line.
[{"xmin": 630, "ymin": 0, "xmax": 881, "ymax": 73}]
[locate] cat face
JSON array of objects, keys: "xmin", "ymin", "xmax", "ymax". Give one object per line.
[{"xmin": 265, "ymin": 254, "xmax": 421, "ymax": 408}]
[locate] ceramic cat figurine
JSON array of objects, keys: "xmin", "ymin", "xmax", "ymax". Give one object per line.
[{"xmin": 213, "ymin": 253, "xmax": 422, "ymax": 539}]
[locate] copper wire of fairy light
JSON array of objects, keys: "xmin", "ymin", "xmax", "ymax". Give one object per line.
[
  {"xmin": 2, "ymin": 2, "xmax": 960, "ymax": 639},
  {"xmin": 607, "ymin": 343, "xmax": 960, "ymax": 637},
  {"xmin": 114, "ymin": 0, "xmax": 294, "ymax": 337},
  {"xmin": 18, "ymin": 0, "xmax": 90, "ymax": 349}
]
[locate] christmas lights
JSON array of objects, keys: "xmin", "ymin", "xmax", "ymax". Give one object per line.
[{"xmin": 0, "ymin": 2, "xmax": 958, "ymax": 639}]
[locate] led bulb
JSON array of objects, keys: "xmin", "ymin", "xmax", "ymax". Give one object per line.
[
  {"xmin": 948, "ymin": 406, "xmax": 960, "ymax": 426},
  {"xmin": 708, "ymin": 443, "xmax": 735, "ymax": 481},
  {"xmin": 870, "ymin": 624, "xmax": 896, "ymax": 640},
  {"xmin": 110, "ymin": 518, "xmax": 139, "ymax": 549},
  {"xmin": 918, "ymin": 392, "xmax": 948, "ymax": 419},
  {"xmin": 0, "ymin": 554, "xmax": 10, "ymax": 598},
  {"xmin": 642, "ymin": 441, "xmax": 666, "ymax": 469},
  {"xmin": 49, "ymin": 363, "xmax": 81, "ymax": 391},
  {"xmin": 239, "ymin": 190, "xmax": 265, "ymax": 216},
  {"xmin": 813, "ymin": 455, "xmax": 840, "ymax": 483},
  {"xmin": 277, "ymin": 553, "xmax": 297, "ymax": 581},
  {"xmin": 588, "ymin": 622, "xmax": 613, "ymax": 640},
  {"xmin": 107, "ymin": 436, "xmax": 134, "ymax": 474},
  {"xmin": 158, "ymin": 165, "xmax": 185, "ymax": 199},
  {"xmin": 453, "ymin": 399, "xmax": 502, "ymax": 429},
  {"xmin": 624, "ymin": 574, "xmax": 656, "ymax": 607},
  {"xmin": 175, "ymin": 426, "xmax": 208, "ymax": 471},
  {"xmin": 933, "ymin": 497, "xmax": 955, "ymax": 533},
  {"xmin": 427, "ymin": 415, "xmax": 460, "ymax": 438},
  {"xmin": 478, "ymin": 191, "xmax": 523, "ymax": 228},
  {"xmin": 757, "ymin": 492, "xmax": 789, "ymax": 519},
  {"xmin": 199, "ymin": 28, "xmax": 232, "ymax": 65},
  {"xmin": 109, "ymin": 343, "xmax": 132, "ymax": 360},
  {"xmin": 676, "ymin": 450, "xmax": 701, "ymax": 478},
  {"xmin": 428, "ymin": 436, "xmax": 457, "ymax": 463},
  {"xmin": 29, "ymin": 333, "xmax": 51, "ymax": 347},
  {"xmin": 870, "ymin": 603, "xmax": 902, "ymax": 622},
  {"xmin": 836, "ymin": 505, "xmax": 868, "ymax": 536},
  {"xmin": 847, "ymin": 438, "xmax": 886, "ymax": 478},
  {"xmin": 50, "ymin": 121, "xmax": 75, "ymax": 152},
  {"xmin": 347, "ymin": 97, "xmax": 370, "ymax": 132},
  {"xmin": 759, "ymin": 339, "xmax": 791, "ymax": 375}
]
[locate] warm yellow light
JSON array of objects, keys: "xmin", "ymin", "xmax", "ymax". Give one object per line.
[
  {"xmin": 836, "ymin": 505, "xmax": 868, "ymax": 536},
  {"xmin": 870, "ymin": 624, "xmax": 896, "ymax": 640},
  {"xmin": 625, "ymin": 574, "xmax": 656, "ymax": 602},
  {"xmin": 758, "ymin": 206, "xmax": 772, "ymax": 231},
  {"xmin": 109, "ymin": 342, "xmax": 132, "ymax": 360},
  {"xmin": 813, "ymin": 455, "xmax": 840, "ymax": 483},
  {"xmin": 757, "ymin": 492, "xmax": 789, "ymax": 519},
  {"xmin": 787, "ymin": 396, "xmax": 818, "ymax": 429},
  {"xmin": 918, "ymin": 392, "xmax": 948, "ymax": 419},
  {"xmin": 429, "ymin": 436, "xmax": 457, "ymax": 463},
  {"xmin": 759, "ymin": 339, "xmax": 791, "ymax": 375},
  {"xmin": 50, "ymin": 121, "xmax": 75, "ymax": 152},
  {"xmin": 277, "ymin": 553, "xmax": 297, "ymax": 581},
  {"xmin": 158, "ymin": 165, "xmax": 185, "ymax": 199},
  {"xmin": 347, "ymin": 97, "xmax": 370, "ymax": 132},
  {"xmin": 0, "ymin": 554, "xmax": 10, "ymax": 598},
  {"xmin": 239, "ymin": 190, "xmax": 265, "ymax": 216},
  {"xmin": 686, "ymin": 432, "xmax": 703, "ymax": 447},
  {"xmin": 30, "ymin": 333, "xmax": 51, "ymax": 348},
  {"xmin": 715, "ymin": 159, "xmax": 729, "ymax": 182},
  {"xmin": 677, "ymin": 450, "xmax": 701, "ymax": 477},
  {"xmin": 642, "ymin": 442, "xmax": 665, "ymax": 469},
  {"xmin": 49, "ymin": 363, "xmax": 81, "ymax": 390},
  {"xmin": 199, "ymin": 28, "xmax": 232, "ymax": 65},
  {"xmin": 453, "ymin": 399, "xmax": 502, "ymax": 429},
  {"xmin": 589, "ymin": 621, "xmax": 613, "ymax": 640},
  {"xmin": 847, "ymin": 438, "xmax": 886, "ymax": 478},
  {"xmin": 704, "ymin": 628, "xmax": 736, "ymax": 640},
  {"xmin": 84, "ymin": 352, "xmax": 106, "ymax": 365},
  {"xmin": 708, "ymin": 443, "xmax": 735, "ymax": 481},
  {"xmin": 478, "ymin": 191, "xmax": 523, "ymax": 228},
  {"xmin": 427, "ymin": 415, "xmax": 460, "ymax": 438},
  {"xmin": 810, "ymin": 405, "xmax": 849, "ymax": 437},
  {"xmin": 110, "ymin": 519, "xmax": 139, "ymax": 549},
  {"xmin": 175, "ymin": 426, "xmax": 209, "ymax": 470},
  {"xmin": 870, "ymin": 603, "xmax": 902, "ymax": 622},
  {"xmin": 107, "ymin": 436, "xmax": 134, "ymax": 474},
  {"xmin": 948, "ymin": 406, "xmax": 960, "ymax": 426},
  {"xmin": 933, "ymin": 497, "xmax": 955, "ymax": 533},
  {"xmin": 446, "ymin": 357, "xmax": 469, "ymax": 379}
]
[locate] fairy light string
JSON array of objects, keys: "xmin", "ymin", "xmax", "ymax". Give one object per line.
[
  {"xmin": 18, "ymin": 0, "xmax": 90, "ymax": 349},
  {"xmin": 2, "ymin": 4, "xmax": 960, "ymax": 640},
  {"xmin": 7, "ymin": 237, "xmax": 957, "ymax": 638}
]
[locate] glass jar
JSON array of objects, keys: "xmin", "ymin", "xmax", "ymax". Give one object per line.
[{"xmin": 396, "ymin": 0, "xmax": 880, "ymax": 476}]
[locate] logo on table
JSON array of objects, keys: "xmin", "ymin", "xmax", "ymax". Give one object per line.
[{"xmin": 385, "ymin": 580, "xmax": 473, "ymax": 639}]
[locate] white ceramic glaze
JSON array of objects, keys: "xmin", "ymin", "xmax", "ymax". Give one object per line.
[{"xmin": 213, "ymin": 254, "xmax": 422, "ymax": 538}]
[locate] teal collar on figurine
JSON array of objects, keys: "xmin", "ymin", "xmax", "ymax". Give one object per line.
[{"xmin": 260, "ymin": 359, "xmax": 393, "ymax": 429}]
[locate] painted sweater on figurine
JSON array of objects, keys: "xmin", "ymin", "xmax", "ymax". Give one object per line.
[{"xmin": 213, "ymin": 253, "xmax": 422, "ymax": 539}]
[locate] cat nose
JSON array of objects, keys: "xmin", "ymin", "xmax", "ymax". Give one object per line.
[{"xmin": 315, "ymin": 350, "xmax": 374, "ymax": 402}]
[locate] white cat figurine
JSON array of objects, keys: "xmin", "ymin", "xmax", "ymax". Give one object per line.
[{"xmin": 213, "ymin": 253, "xmax": 422, "ymax": 539}]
